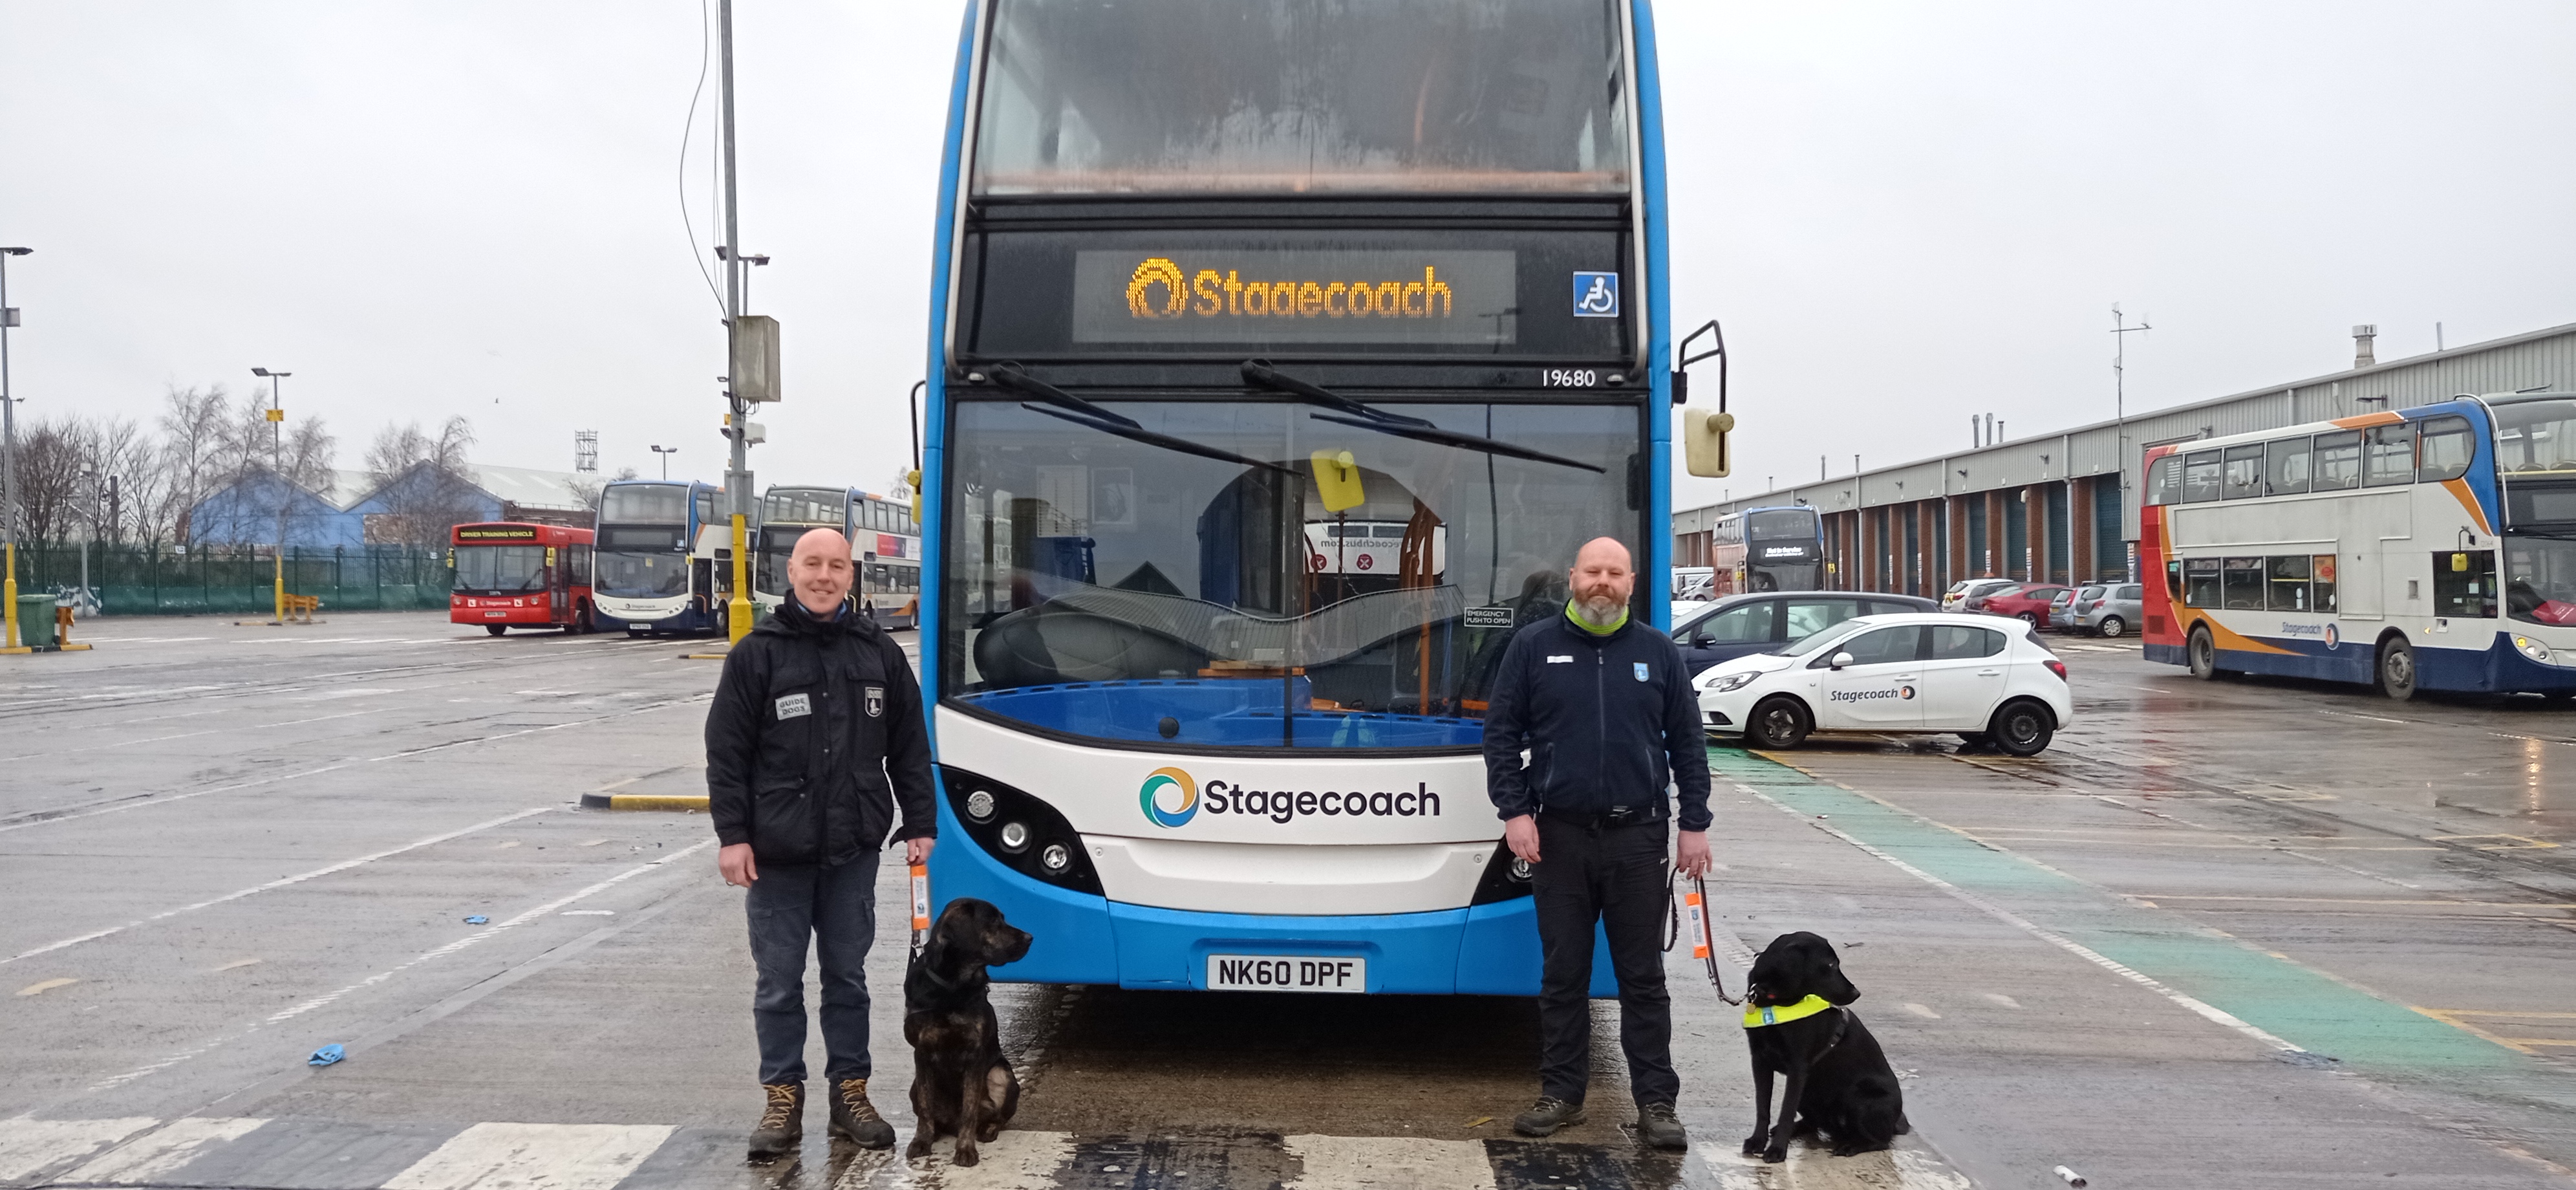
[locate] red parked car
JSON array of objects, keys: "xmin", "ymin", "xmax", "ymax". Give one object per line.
[{"xmin": 1980, "ymin": 583, "xmax": 2072, "ymax": 628}]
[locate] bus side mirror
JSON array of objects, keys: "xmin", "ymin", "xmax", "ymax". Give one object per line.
[
  {"xmin": 1684, "ymin": 409, "xmax": 1735, "ymax": 478},
  {"xmin": 908, "ymin": 469, "xmax": 924, "ymax": 525}
]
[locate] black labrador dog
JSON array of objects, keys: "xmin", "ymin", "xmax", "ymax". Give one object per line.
[
  {"xmin": 903, "ymin": 897, "xmax": 1033, "ymax": 1167},
  {"xmin": 1741, "ymin": 931, "xmax": 1907, "ymax": 1162}
]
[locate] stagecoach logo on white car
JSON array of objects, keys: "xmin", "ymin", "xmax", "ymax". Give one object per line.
[
  {"xmin": 1829, "ymin": 685, "xmax": 1915, "ymax": 704},
  {"xmin": 1141, "ymin": 766, "xmax": 1444, "ymax": 828}
]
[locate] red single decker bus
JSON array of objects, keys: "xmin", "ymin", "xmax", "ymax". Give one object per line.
[{"xmin": 449, "ymin": 522, "xmax": 597, "ymax": 635}]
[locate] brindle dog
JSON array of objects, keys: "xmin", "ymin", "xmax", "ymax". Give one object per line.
[
  {"xmin": 902, "ymin": 898, "xmax": 1032, "ymax": 1167},
  {"xmin": 1741, "ymin": 931, "xmax": 1908, "ymax": 1162}
]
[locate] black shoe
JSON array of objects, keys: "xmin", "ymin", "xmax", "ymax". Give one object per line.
[
  {"xmin": 829, "ymin": 1077, "xmax": 896, "ymax": 1149},
  {"xmin": 1512, "ymin": 1096, "xmax": 1586, "ymax": 1137},
  {"xmin": 1637, "ymin": 1101, "xmax": 1688, "ymax": 1151},
  {"xmin": 747, "ymin": 1083, "xmax": 802, "ymax": 1160}
]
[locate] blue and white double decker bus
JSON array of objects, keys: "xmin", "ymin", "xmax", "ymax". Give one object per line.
[
  {"xmin": 918, "ymin": 0, "xmax": 1678, "ymax": 997},
  {"xmin": 592, "ymin": 479, "xmax": 729, "ymax": 636}
]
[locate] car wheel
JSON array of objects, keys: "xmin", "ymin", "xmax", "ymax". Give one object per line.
[
  {"xmin": 2377, "ymin": 637, "xmax": 2418, "ymax": 701},
  {"xmin": 2096, "ymin": 615, "xmax": 2125, "ymax": 638},
  {"xmin": 2187, "ymin": 624, "xmax": 2220, "ymax": 680},
  {"xmin": 1990, "ymin": 700, "xmax": 2054, "ymax": 756},
  {"xmin": 1746, "ymin": 697, "xmax": 1810, "ymax": 750},
  {"xmin": 486, "ymin": 624, "xmax": 506, "ymax": 637},
  {"xmin": 2017, "ymin": 611, "xmax": 2040, "ymax": 627}
]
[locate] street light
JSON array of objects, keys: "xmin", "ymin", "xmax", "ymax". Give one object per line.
[
  {"xmin": 650, "ymin": 445, "xmax": 678, "ymax": 481},
  {"xmin": 252, "ymin": 367, "xmax": 292, "ymax": 625},
  {"xmin": 1, "ymin": 246, "xmax": 31, "ymax": 651}
]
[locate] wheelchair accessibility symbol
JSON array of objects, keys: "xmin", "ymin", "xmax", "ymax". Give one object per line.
[{"xmin": 1571, "ymin": 271, "xmax": 1620, "ymax": 318}]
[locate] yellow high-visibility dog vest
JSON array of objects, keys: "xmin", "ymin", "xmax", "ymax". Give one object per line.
[{"xmin": 1742, "ymin": 995, "xmax": 1836, "ymax": 1028}]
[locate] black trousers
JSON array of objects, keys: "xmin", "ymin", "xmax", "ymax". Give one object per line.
[
  {"xmin": 1532, "ymin": 814, "xmax": 1679, "ymax": 1107},
  {"xmin": 746, "ymin": 852, "xmax": 879, "ymax": 1085}
]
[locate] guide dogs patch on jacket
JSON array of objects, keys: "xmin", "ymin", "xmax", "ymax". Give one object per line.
[{"xmin": 775, "ymin": 693, "xmax": 811, "ymax": 720}]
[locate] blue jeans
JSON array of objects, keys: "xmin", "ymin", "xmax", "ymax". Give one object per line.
[{"xmin": 746, "ymin": 852, "xmax": 879, "ymax": 1085}]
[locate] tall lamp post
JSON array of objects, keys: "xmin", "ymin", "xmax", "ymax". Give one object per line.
[
  {"xmin": 1, "ymin": 246, "xmax": 30, "ymax": 651},
  {"xmin": 650, "ymin": 445, "xmax": 678, "ymax": 481},
  {"xmin": 253, "ymin": 367, "xmax": 291, "ymax": 624}
]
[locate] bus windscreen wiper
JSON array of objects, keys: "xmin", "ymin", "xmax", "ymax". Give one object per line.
[
  {"xmin": 987, "ymin": 363, "xmax": 1293, "ymax": 474},
  {"xmin": 1016, "ymin": 404, "xmax": 1294, "ymax": 475},
  {"xmin": 1241, "ymin": 362, "xmax": 1606, "ymax": 473}
]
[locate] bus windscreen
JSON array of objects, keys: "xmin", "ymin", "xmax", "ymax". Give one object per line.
[
  {"xmin": 974, "ymin": 0, "xmax": 1627, "ymax": 195},
  {"xmin": 454, "ymin": 545, "xmax": 547, "ymax": 594}
]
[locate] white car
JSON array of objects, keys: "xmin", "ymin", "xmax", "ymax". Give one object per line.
[{"xmin": 1695, "ymin": 612, "xmax": 2072, "ymax": 755}]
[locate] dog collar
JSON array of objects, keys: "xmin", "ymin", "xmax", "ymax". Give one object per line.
[{"xmin": 1742, "ymin": 995, "xmax": 1836, "ymax": 1028}]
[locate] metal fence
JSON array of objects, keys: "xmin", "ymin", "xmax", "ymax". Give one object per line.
[{"xmin": 7, "ymin": 543, "xmax": 455, "ymax": 616}]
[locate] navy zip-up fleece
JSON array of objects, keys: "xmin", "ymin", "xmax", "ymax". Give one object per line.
[{"xmin": 1481, "ymin": 611, "xmax": 1713, "ymax": 831}]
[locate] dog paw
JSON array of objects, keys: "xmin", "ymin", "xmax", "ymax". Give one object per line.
[
  {"xmin": 904, "ymin": 1138, "xmax": 932, "ymax": 1160},
  {"xmin": 1762, "ymin": 1147, "xmax": 1790, "ymax": 1164},
  {"xmin": 976, "ymin": 1123, "xmax": 1001, "ymax": 1143},
  {"xmin": 952, "ymin": 1146, "xmax": 980, "ymax": 1168},
  {"xmin": 1742, "ymin": 1136, "xmax": 1767, "ymax": 1156}
]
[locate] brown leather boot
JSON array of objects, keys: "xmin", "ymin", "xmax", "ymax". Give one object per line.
[
  {"xmin": 747, "ymin": 1083, "xmax": 802, "ymax": 1160},
  {"xmin": 829, "ymin": 1077, "xmax": 896, "ymax": 1149}
]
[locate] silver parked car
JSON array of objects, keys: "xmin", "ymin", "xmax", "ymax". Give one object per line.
[{"xmin": 2059, "ymin": 582, "xmax": 2145, "ymax": 637}]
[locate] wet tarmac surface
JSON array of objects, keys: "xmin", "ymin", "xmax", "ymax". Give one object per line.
[{"xmin": 4, "ymin": 613, "xmax": 2573, "ymax": 1188}]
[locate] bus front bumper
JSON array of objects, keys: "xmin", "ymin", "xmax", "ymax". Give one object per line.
[{"xmin": 927, "ymin": 816, "xmax": 1616, "ymax": 997}]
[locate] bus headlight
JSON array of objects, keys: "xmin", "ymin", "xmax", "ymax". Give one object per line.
[
  {"xmin": 939, "ymin": 766, "xmax": 1104, "ymax": 895},
  {"xmin": 2515, "ymin": 636, "xmax": 2552, "ymax": 664}
]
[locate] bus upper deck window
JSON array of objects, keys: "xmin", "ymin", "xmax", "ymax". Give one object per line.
[
  {"xmin": 2416, "ymin": 415, "xmax": 2475, "ymax": 482},
  {"xmin": 2312, "ymin": 431, "xmax": 2362, "ymax": 490},
  {"xmin": 2143, "ymin": 455, "xmax": 2183, "ymax": 506},
  {"xmin": 2364, "ymin": 424, "xmax": 2416, "ymax": 486},
  {"xmin": 2222, "ymin": 445, "xmax": 2264, "ymax": 499},
  {"xmin": 2266, "ymin": 438, "xmax": 2310, "ymax": 495},
  {"xmin": 2181, "ymin": 451, "xmax": 2222, "ymax": 503}
]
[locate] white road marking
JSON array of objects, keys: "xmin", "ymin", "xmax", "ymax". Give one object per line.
[
  {"xmin": 380, "ymin": 1121, "xmax": 674, "ymax": 1190},
  {"xmin": 5, "ymin": 808, "xmax": 553, "ymax": 966},
  {"xmin": 68, "ymin": 1117, "xmax": 268, "ymax": 1183},
  {"xmin": 0, "ymin": 1118, "xmax": 156, "ymax": 1180},
  {"xmin": 1284, "ymin": 1134, "xmax": 1496, "ymax": 1190},
  {"xmin": 0, "ymin": 728, "xmax": 220, "ymax": 763},
  {"xmin": 0, "ymin": 696, "xmax": 709, "ymax": 836},
  {"xmin": 891, "ymin": 1129, "xmax": 1075, "ymax": 1188},
  {"xmin": 1736, "ymin": 781, "xmax": 2308, "ymax": 1055},
  {"xmin": 86, "ymin": 839, "xmax": 714, "ymax": 1090}
]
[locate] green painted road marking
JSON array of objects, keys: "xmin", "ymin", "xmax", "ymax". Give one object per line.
[{"xmin": 1708, "ymin": 748, "xmax": 2576, "ymax": 1111}]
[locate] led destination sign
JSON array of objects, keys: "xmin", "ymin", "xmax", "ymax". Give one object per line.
[
  {"xmin": 1071, "ymin": 250, "xmax": 1516, "ymax": 346},
  {"xmin": 455, "ymin": 527, "xmax": 540, "ymax": 541}
]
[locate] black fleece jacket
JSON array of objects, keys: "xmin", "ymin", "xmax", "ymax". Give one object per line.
[
  {"xmin": 1481, "ymin": 610, "xmax": 1713, "ymax": 831},
  {"xmin": 706, "ymin": 598, "xmax": 936, "ymax": 867}
]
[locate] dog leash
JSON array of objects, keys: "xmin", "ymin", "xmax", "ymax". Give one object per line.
[
  {"xmin": 1663, "ymin": 869, "xmax": 1742, "ymax": 1005},
  {"xmin": 908, "ymin": 861, "xmax": 931, "ymax": 961}
]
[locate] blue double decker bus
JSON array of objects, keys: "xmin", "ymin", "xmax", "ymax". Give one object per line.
[
  {"xmin": 921, "ymin": 0, "xmax": 1677, "ymax": 997},
  {"xmin": 592, "ymin": 479, "xmax": 731, "ymax": 636}
]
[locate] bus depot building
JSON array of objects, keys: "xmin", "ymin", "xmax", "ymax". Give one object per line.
[{"xmin": 1673, "ymin": 321, "xmax": 2576, "ymax": 596}]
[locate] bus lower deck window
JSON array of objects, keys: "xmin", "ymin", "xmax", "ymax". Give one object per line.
[{"xmin": 2268, "ymin": 556, "xmax": 2312, "ymax": 611}]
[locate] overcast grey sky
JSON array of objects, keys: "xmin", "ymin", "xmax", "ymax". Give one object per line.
[{"xmin": 4, "ymin": 2, "xmax": 2571, "ymax": 510}]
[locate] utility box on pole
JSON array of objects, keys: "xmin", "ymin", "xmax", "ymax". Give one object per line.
[{"xmin": 730, "ymin": 315, "xmax": 781, "ymax": 402}]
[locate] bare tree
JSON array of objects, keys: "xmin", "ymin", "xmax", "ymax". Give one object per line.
[
  {"xmin": 361, "ymin": 416, "xmax": 481, "ymax": 548},
  {"xmin": 16, "ymin": 416, "xmax": 95, "ymax": 544},
  {"xmin": 566, "ymin": 466, "xmax": 638, "ymax": 514},
  {"xmin": 156, "ymin": 384, "xmax": 231, "ymax": 543}
]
